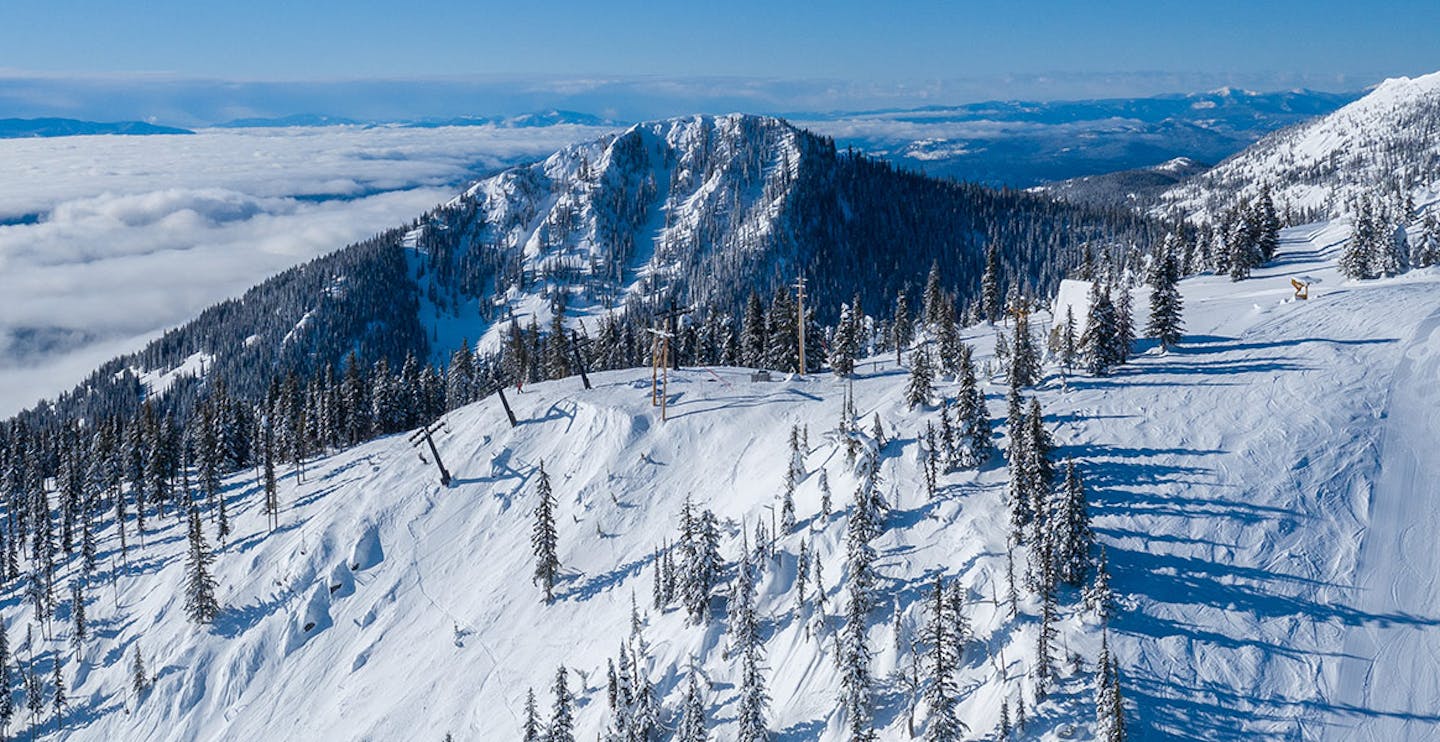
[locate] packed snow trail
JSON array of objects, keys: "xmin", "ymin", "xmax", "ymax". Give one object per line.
[
  {"xmin": 1330, "ymin": 305, "xmax": 1440, "ymax": 739},
  {"xmin": 1052, "ymin": 222, "xmax": 1440, "ymax": 739}
]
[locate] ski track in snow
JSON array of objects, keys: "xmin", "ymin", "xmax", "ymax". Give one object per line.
[{"xmin": 33, "ymin": 221, "xmax": 1440, "ymax": 741}]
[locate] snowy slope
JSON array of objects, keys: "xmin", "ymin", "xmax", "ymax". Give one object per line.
[
  {"xmin": 25, "ymin": 222, "xmax": 1440, "ymax": 741},
  {"xmin": 1159, "ymin": 71, "xmax": 1440, "ymax": 222}
]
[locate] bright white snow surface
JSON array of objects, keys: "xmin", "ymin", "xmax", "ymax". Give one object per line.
[{"xmin": 38, "ymin": 222, "xmax": 1440, "ymax": 740}]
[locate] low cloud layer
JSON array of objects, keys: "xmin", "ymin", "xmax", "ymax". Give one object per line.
[{"xmin": 0, "ymin": 125, "xmax": 610, "ymax": 416}]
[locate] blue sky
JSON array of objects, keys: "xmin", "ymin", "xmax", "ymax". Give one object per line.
[{"xmin": 2, "ymin": 0, "xmax": 1437, "ymax": 121}]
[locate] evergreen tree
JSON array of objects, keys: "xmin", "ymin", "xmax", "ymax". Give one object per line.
[
  {"xmin": 1379, "ymin": 222, "xmax": 1410, "ymax": 277},
  {"xmin": 954, "ymin": 345, "xmax": 992, "ymax": 468},
  {"xmin": 50, "ymin": 653, "xmax": 65, "ymax": 733},
  {"xmin": 892, "ymin": 290, "xmax": 914, "ymax": 364},
  {"xmin": 1412, "ymin": 212, "xmax": 1440, "ymax": 268},
  {"xmin": 1008, "ymin": 308, "xmax": 1040, "ymax": 388},
  {"xmin": 981, "ymin": 245, "xmax": 1002, "ymax": 323},
  {"xmin": 1113, "ymin": 280, "xmax": 1135, "ymax": 364},
  {"xmin": 1146, "ymin": 248, "xmax": 1184, "ymax": 350},
  {"xmin": 906, "ymin": 347, "xmax": 935, "ymax": 409},
  {"xmin": 733, "ymin": 548, "xmax": 770, "ymax": 742},
  {"xmin": 922, "ymin": 262, "xmax": 947, "ymax": 329},
  {"xmin": 131, "ymin": 643, "xmax": 150, "ymax": 697},
  {"xmin": 1052, "ymin": 460, "xmax": 1094, "ymax": 588},
  {"xmin": 0, "ymin": 620, "xmax": 11, "ymax": 738},
  {"xmin": 1340, "ymin": 201, "xmax": 1381, "ymax": 280},
  {"xmin": 681, "ymin": 503, "xmax": 723, "ymax": 624},
  {"xmin": 677, "ymin": 659, "xmax": 709, "ymax": 742},
  {"xmin": 839, "ymin": 561, "xmax": 876, "ymax": 741},
  {"xmin": 184, "ymin": 505, "xmax": 220, "ymax": 624},
  {"xmin": 70, "ymin": 581, "xmax": 86, "ymax": 651},
  {"xmin": 549, "ymin": 666, "xmax": 575, "ymax": 742},
  {"xmin": 447, "ymin": 340, "xmax": 476, "ymax": 409},
  {"xmin": 1082, "ymin": 282, "xmax": 1120, "ymax": 376},
  {"xmin": 532, "ymin": 462, "xmax": 561, "ymax": 604},
  {"xmin": 1095, "ymin": 632, "xmax": 1127, "ymax": 742},
  {"xmin": 742, "ymin": 292, "xmax": 767, "ymax": 369},
  {"xmin": 922, "ymin": 576, "xmax": 964, "ymax": 742},
  {"xmin": 829, "ymin": 303, "xmax": 860, "ymax": 377},
  {"xmin": 1085, "ymin": 548, "xmax": 1116, "ymax": 622},
  {"xmin": 522, "ymin": 686, "xmax": 543, "ymax": 740},
  {"xmin": 1255, "ymin": 186, "xmax": 1281, "ymax": 262}
]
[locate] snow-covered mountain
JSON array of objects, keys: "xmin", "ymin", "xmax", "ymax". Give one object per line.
[
  {"xmin": 27, "ymin": 218, "xmax": 1440, "ymax": 740},
  {"xmin": 1158, "ymin": 71, "xmax": 1440, "ymax": 222},
  {"xmin": 12, "ymin": 113, "xmax": 1155, "ymax": 426}
]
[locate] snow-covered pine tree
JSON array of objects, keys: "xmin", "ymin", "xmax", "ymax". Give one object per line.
[
  {"xmin": 50, "ymin": 652, "xmax": 65, "ymax": 732},
  {"xmin": 1052, "ymin": 460, "xmax": 1094, "ymax": 587},
  {"xmin": 923, "ymin": 423, "xmax": 939, "ymax": 501},
  {"xmin": 183, "ymin": 505, "xmax": 219, "ymax": 624},
  {"xmin": 70, "ymin": 580, "xmax": 86, "ymax": 650},
  {"xmin": 0, "ymin": 620, "xmax": 10, "ymax": 736},
  {"xmin": 1082, "ymin": 282, "xmax": 1119, "ymax": 376},
  {"xmin": 936, "ymin": 310, "xmax": 962, "ymax": 377},
  {"xmin": 1379, "ymin": 222, "xmax": 1410, "ymax": 277},
  {"xmin": 1146, "ymin": 248, "xmax": 1184, "ymax": 350},
  {"xmin": 981, "ymin": 245, "xmax": 1002, "ymax": 323},
  {"xmin": 1340, "ymin": 200, "xmax": 1380, "ymax": 280},
  {"xmin": 1034, "ymin": 578, "xmax": 1056, "ymax": 702},
  {"xmin": 781, "ymin": 425, "xmax": 804, "ymax": 532},
  {"xmin": 1412, "ymin": 212, "xmax": 1440, "ymax": 268},
  {"xmin": 733, "ymin": 546, "xmax": 770, "ymax": 741},
  {"xmin": 532, "ymin": 462, "xmax": 561, "ymax": 604},
  {"xmin": 906, "ymin": 347, "xmax": 935, "ymax": 410},
  {"xmin": 922, "ymin": 576, "xmax": 964, "ymax": 742},
  {"xmin": 677, "ymin": 659, "xmax": 709, "ymax": 742},
  {"xmin": 796, "ymin": 538, "xmax": 810, "ymax": 611},
  {"xmin": 1095, "ymin": 632, "xmax": 1127, "ymax": 741},
  {"xmin": 938, "ymin": 401, "xmax": 957, "ymax": 468},
  {"xmin": 845, "ymin": 485, "xmax": 881, "ymax": 618},
  {"xmin": 1006, "ymin": 401, "xmax": 1033, "ymax": 539},
  {"xmin": 1113, "ymin": 280, "xmax": 1135, "ymax": 364},
  {"xmin": 838, "ymin": 559, "xmax": 876, "ymax": 741},
  {"xmin": 1058, "ymin": 306, "xmax": 1078, "ymax": 373},
  {"xmin": 818, "ymin": 469, "xmax": 832, "ymax": 519},
  {"xmin": 893, "ymin": 290, "xmax": 914, "ymax": 364},
  {"xmin": 762, "ymin": 288, "xmax": 794, "ymax": 373},
  {"xmin": 954, "ymin": 345, "xmax": 992, "ymax": 469},
  {"xmin": 922, "ymin": 262, "xmax": 946, "ymax": 329},
  {"xmin": 1009, "ymin": 308, "xmax": 1040, "ymax": 388},
  {"xmin": 1085, "ymin": 547, "xmax": 1116, "ymax": 622},
  {"xmin": 682, "ymin": 505, "xmax": 723, "ymax": 624},
  {"xmin": 549, "ymin": 666, "xmax": 575, "ymax": 742},
  {"xmin": 131, "ymin": 643, "xmax": 149, "ymax": 696},
  {"xmin": 1255, "ymin": 186, "xmax": 1281, "ymax": 262},
  {"xmin": 742, "ymin": 292, "xmax": 767, "ymax": 369},
  {"xmin": 829, "ymin": 303, "xmax": 860, "ymax": 377}
]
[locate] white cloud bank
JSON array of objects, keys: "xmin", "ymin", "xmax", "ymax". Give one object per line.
[{"xmin": 0, "ymin": 125, "xmax": 611, "ymax": 417}]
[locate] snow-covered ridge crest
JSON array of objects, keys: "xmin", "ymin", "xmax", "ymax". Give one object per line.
[
  {"xmin": 411, "ymin": 113, "xmax": 816, "ymax": 356},
  {"xmin": 1158, "ymin": 69, "xmax": 1440, "ymax": 223}
]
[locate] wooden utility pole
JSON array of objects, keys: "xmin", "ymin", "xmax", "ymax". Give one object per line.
[
  {"xmin": 493, "ymin": 385, "xmax": 518, "ymax": 427},
  {"xmin": 408, "ymin": 419, "xmax": 452, "ymax": 487},
  {"xmin": 647, "ymin": 327, "xmax": 674, "ymax": 420},
  {"xmin": 570, "ymin": 329, "xmax": 592, "ymax": 390},
  {"xmin": 794, "ymin": 274, "xmax": 807, "ymax": 375}
]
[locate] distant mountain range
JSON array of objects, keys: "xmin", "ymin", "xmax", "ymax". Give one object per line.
[
  {"xmin": 1157, "ymin": 71, "xmax": 1440, "ymax": 223},
  {"xmin": 794, "ymin": 88, "xmax": 1360, "ymax": 187},
  {"xmin": 0, "ymin": 117, "xmax": 194, "ymax": 138},
  {"xmin": 213, "ymin": 109, "xmax": 620, "ymax": 129}
]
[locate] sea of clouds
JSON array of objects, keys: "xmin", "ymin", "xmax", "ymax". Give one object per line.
[{"xmin": 0, "ymin": 124, "xmax": 611, "ymax": 417}]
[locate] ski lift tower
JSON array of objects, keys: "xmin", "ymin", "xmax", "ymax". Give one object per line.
[
  {"xmin": 408, "ymin": 419, "xmax": 453, "ymax": 487},
  {"xmin": 794, "ymin": 273, "xmax": 808, "ymax": 375}
]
